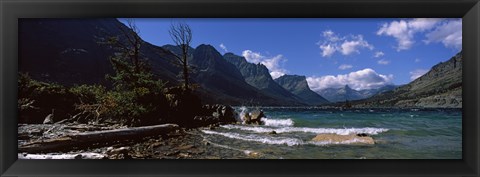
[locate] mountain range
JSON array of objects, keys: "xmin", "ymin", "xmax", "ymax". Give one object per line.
[
  {"xmin": 350, "ymin": 52, "xmax": 462, "ymax": 108},
  {"xmin": 274, "ymin": 75, "xmax": 330, "ymax": 105},
  {"xmin": 317, "ymin": 84, "xmax": 397, "ymax": 103},
  {"xmin": 223, "ymin": 53, "xmax": 329, "ymax": 105},
  {"xmin": 19, "ymin": 18, "xmax": 325, "ymax": 106},
  {"xmin": 19, "ymin": 18, "xmax": 462, "ymax": 108}
]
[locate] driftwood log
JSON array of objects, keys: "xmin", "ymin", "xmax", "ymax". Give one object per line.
[{"xmin": 19, "ymin": 124, "xmax": 179, "ymax": 153}]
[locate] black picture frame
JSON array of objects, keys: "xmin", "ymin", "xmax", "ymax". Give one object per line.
[{"xmin": 1, "ymin": 0, "xmax": 479, "ymax": 176}]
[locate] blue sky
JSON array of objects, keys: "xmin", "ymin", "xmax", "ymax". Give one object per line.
[{"xmin": 119, "ymin": 18, "xmax": 461, "ymax": 91}]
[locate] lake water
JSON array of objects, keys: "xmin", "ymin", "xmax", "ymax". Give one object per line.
[{"xmin": 200, "ymin": 107, "xmax": 462, "ymax": 159}]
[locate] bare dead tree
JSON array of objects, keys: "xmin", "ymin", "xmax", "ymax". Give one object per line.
[
  {"xmin": 114, "ymin": 19, "xmax": 143, "ymax": 73},
  {"xmin": 169, "ymin": 22, "xmax": 193, "ymax": 91}
]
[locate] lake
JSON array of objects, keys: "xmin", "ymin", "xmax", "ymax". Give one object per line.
[{"xmin": 200, "ymin": 107, "xmax": 462, "ymax": 159}]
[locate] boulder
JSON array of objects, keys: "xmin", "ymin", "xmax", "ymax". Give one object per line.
[
  {"xmin": 242, "ymin": 113, "xmax": 251, "ymax": 124},
  {"xmin": 311, "ymin": 133, "xmax": 374, "ymax": 145},
  {"xmin": 198, "ymin": 104, "xmax": 237, "ymax": 125},
  {"xmin": 244, "ymin": 110, "xmax": 264, "ymax": 125},
  {"xmin": 193, "ymin": 116, "xmax": 217, "ymax": 127}
]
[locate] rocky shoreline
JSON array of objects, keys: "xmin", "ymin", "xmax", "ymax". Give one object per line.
[
  {"xmin": 18, "ymin": 122, "xmax": 264, "ymax": 159},
  {"xmin": 18, "ymin": 104, "xmax": 270, "ymax": 159}
]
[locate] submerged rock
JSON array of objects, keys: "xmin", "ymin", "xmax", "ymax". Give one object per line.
[
  {"xmin": 356, "ymin": 133, "xmax": 368, "ymax": 137},
  {"xmin": 311, "ymin": 133, "xmax": 374, "ymax": 145},
  {"xmin": 268, "ymin": 131, "xmax": 277, "ymax": 135}
]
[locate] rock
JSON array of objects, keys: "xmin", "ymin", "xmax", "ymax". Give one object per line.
[
  {"xmin": 195, "ymin": 104, "xmax": 237, "ymax": 127},
  {"xmin": 356, "ymin": 133, "xmax": 368, "ymax": 137},
  {"xmin": 311, "ymin": 133, "xmax": 374, "ymax": 145},
  {"xmin": 243, "ymin": 110, "xmax": 264, "ymax": 125},
  {"xmin": 250, "ymin": 110, "xmax": 264, "ymax": 120},
  {"xmin": 74, "ymin": 154, "xmax": 82, "ymax": 159},
  {"xmin": 178, "ymin": 153, "xmax": 191, "ymax": 158},
  {"xmin": 107, "ymin": 147, "xmax": 130, "ymax": 155},
  {"xmin": 43, "ymin": 114, "xmax": 54, "ymax": 124},
  {"xmin": 244, "ymin": 150, "xmax": 261, "ymax": 158},
  {"xmin": 43, "ymin": 109, "xmax": 55, "ymax": 124},
  {"xmin": 212, "ymin": 112, "xmax": 220, "ymax": 119},
  {"xmin": 242, "ymin": 113, "xmax": 251, "ymax": 124},
  {"xmin": 268, "ymin": 131, "xmax": 277, "ymax": 135},
  {"xmin": 177, "ymin": 145, "xmax": 195, "ymax": 150},
  {"xmin": 193, "ymin": 116, "xmax": 217, "ymax": 127},
  {"xmin": 208, "ymin": 125, "xmax": 216, "ymax": 130},
  {"xmin": 202, "ymin": 139, "xmax": 210, "ymax": 146}
]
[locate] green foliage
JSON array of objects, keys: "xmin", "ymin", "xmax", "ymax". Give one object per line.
[
  {"xmin": 98, "ymin": 86, "xmax": 168, "ymax": 126},
  {"xmin": 18, "ymin": 73, "xmax": 76, "ymax": 123},
  {"xmin": 107, "ymin": 55, "xmax": 164, "ymax": 91},
  {"xmin": 99, "ymin": 24, "xmax": 169, "ymax": 126},
  {"xmin": 18, "ymin": 21, "xmax": 203, "ymax": 127},
  {"xmin": 70, "ymin": 84, "xmax": 107, "ymax": 104}
]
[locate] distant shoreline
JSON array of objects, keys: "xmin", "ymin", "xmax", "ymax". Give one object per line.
[{"xmin": 229, "ymin": 105, "xmax": 462, "ymax": 109}]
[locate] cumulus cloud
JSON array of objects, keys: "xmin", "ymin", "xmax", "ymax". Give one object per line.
[
  {"xmin": 424, "ymin": 19, "xmax": 462, "ymax": 49},
  {"xmin": 374, "ymin": 51, "xmax": 385, "ymax": 58},
  {"xmin": 338, "ymin": 64, "xmax": 353, "ymax": 70},
  {"xmin": 317, "ymin": 30, "xmax": 373, "ymax": 57},
  {"xmin": 306, "ymin": 68, "xmax": 394, "ymax": 91},
  {"xmin": 377, "ymin": 59, "xmax": 390, "ymax": 65},
  {"xmin": 320, "ymin": 44, "xmax": 336, "ymax": 57},
  {"xmin": 340, "ymin": 35, "xmax": 374, "ymax": 55},
  {"xmin": 410, "ymin": 69, "xmax": 429, "ymax": 81},
  {"xmin": 219, "ymin": 43, "xmax": 228, "ymax": 52},
  {"xmin": 242, "ymin": 50, "xmax": 288, "ymax": 79},
  {"xmin": 377, "ymin": 18, "xmax": 443, "ymax": 51}
]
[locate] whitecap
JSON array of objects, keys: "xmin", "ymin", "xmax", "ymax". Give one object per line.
[
  {"xmin": 201, "ymin": 129, "xmax": 377, "ymax": 147},
  {"xmin": 307, "ymin": 138, "xmax": 373, "ymax": 146},
  {"xmin": 261, "ymin": 118, "xmax": 294, "ymax": 127},
  {"xmin": 220, "ymin": 125, "xmax": 389, "ymax": 135},
  {"xmin": 201, "ymin": 130, "xmax": 303, "ymax": 146}
]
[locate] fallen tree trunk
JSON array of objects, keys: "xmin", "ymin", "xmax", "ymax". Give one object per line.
[
  {"xmin": 19, "ymin": 124, "xmax": 179, "ymax": 153},
  {"xmin": 19, "ymin": 152, "xmax": 106, "ymax": 159}
]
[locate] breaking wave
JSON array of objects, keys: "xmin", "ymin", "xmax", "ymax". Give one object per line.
[
  {"xmin": 220, "ymin": 125, "xmax": 389, "ymax": 135},
  {"xmin": 261, "ymin": 118, "xmax": 294, "ymax": 127},
  {"xmin": 307, "ymin": 138, "xmax": 372, "ymax": 146},
  {"xmin": 201, "ymin": 130, "xmax": 303, "ymax": 146},
  {"xmin": 201, "ymin": 130, "xmax": 377, "ymax": 146}
]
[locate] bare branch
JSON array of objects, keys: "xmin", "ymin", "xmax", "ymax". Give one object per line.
[{"xmin": 169, "ymin": 22, "xmax": 193, "ymax": 90}]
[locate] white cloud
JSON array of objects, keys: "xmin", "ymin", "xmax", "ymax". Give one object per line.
[
  {"xmin": 306, "ymin": 68, "xmax": 394, "ymax": 91},
  {"xmin": 377, "ymin": 59, "xmax": 390, "ymax": 65},
  {"xmin": 242, "ymin": 50, "xmax": 263, "ymax": 63},
  {"xmin": 374, "ymin": 51, "xmax": 385, "ymax": 58},
  {"xmin": 269, "ymin": 71, "xmax": 286, "ymax": 80},
  {"xmin": 424, "ymin": 19, "xmax": 462, "ymax": 49},
  {"xmin": 242, "ymin": 50, "xmax": 287, "ymax": 79},
  {"xmin": 409, "ymin": 69, "xmax": 429, "ymax": 81},
  {"xmin": 317, "ymin": 31, "xmax": 373, "ymax": 57},
  {"xmin": 377, "ymin": 18, "xmax": 443, "ymax": 51},
  {"xmin": 319, "ymin": 44, "xmax": 336, "ymax": 57},
  {"xmin": 338, "ymin": 64, "xmax": 353, "ymax": 70},
  {"xmin": 409, "ymin": 18, "xmax": 443, "ymax": 31},
  {"xmin": 219, "ymin": 43, "xmax": 228, "ymax": 52},
  {"xmin": 415, "ymin": 58, "xmax": 421, "ymax": 63},
  {"xmin": 323, "ymin": 30, "xmax": 342, "ymax": 42}
]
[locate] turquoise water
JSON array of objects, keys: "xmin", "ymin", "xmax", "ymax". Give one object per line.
[{"xmin": 200, "ymin": 107, "xmax": 462, "ymax": 159}]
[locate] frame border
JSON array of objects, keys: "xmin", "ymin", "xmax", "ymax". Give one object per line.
[{"xmin": 1, "ymin": 0, "xmax": 479, "ymax": 176}]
